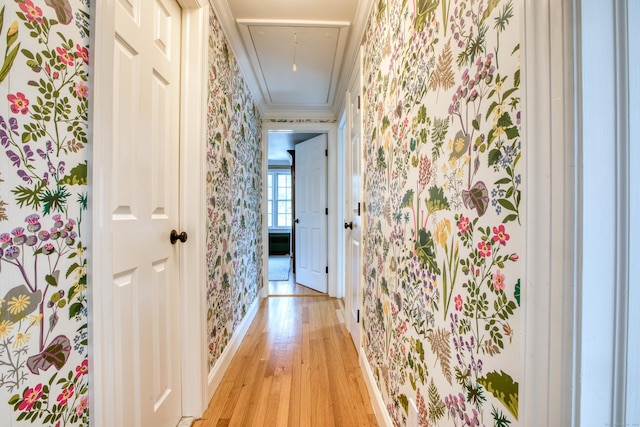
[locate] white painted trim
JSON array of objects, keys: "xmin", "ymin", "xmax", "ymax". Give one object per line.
[
  {"xmin": 611, "ymin": 3, "xmax": 631, "ymax": 422},
  {"xmin": 179, "ymin": 3, "xmax": 209, "ymax": 418},
  {"xmin": 207, "ymin": 297, "xmax": 260, "ymax": 399},
  {"xmin": 213, "ymin": 0, "xmax": 374, "ymax": 119},
  {"xmin": 332, "ymin": 0, "xmax": 374, "ymax": 117},
  {"xmin": 359, "ymin": 351, "xmax": 392, "ymax": 427},
  {"xmin": 90, "ymin": 0, "xmax": 208, "ymax": 424},
  {"xmin": 336, "ymin": 110, "xmax": 347, "ymax": 299},
  {"xmin": 89, "ymin": 0, "xmax": 118, "ymax": 425},
  {"xmin": 342, "ymin": 47, "xmax": 363, "ymax": 346},
  {"xmin": 521, "ymin": 0, "xmax": 578, "ymax": 425},
  {"xmin": 236, "ymin": 19, "xmax": 351, "ymax": 27},
  {"xmin": 262, "ymin": 122, "xmax": 339, "ymax": 297},
  {"xmin": 261, "ymin": 120, "xmax": 269, "ymax": 298},
  {"xmin": 261, "ymin": 109, "xmax": 337, "ymax": 121},
  {"xmin": 210, "ymin": 0, "xmax": 267, "ymax": 116},
  {"xmin": 234, "ymin": 20, "xmax": 349, "ymax": 115}
]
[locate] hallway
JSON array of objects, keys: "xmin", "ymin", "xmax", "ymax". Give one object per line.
[{"xmin": 193, "ymin": 296, "xmax": 377, "ymax": 426}]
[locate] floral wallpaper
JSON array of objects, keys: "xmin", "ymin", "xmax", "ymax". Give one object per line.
[
  {"xmin": 0, "ymin": 0, "xmax": 90, "ymax": 425},
  {"xmin": 205, "ymin": 4, "xmax": 263, "ymax": 371},
  {"xmin": 361, "ymin": 0, "xmax": 521, "ymax": 425}
]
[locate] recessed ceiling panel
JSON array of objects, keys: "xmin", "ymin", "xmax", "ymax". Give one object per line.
[
  {"xmin": 249, "ymin": 25, "xmax": 340, "ymax": 105},
  {"xmin": 228, "ymin": 0, "xmax": 358, "ymax": 22}
]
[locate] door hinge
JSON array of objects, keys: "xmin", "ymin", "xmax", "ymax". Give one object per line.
[
  {"xmin": 357, "ymin": 202, "xmax": 361, "ymax": 216},
  {"xmin": 325, "ymin": 149, "xmax": 328, "ymax": 157},
  {"xmin": 358, "ymin": 95, "xmax": 361, "ymax": 110},
  {"xmin": 326, "ymin": 266, "xmax": 329, "ymax": 274},
  {"xmin": 325, "ymin": 207, "xmax": 328, "ymax": 215},
  {"xmin": 357, "ymin": 309, "xmax": 360, "ymax": 323}
]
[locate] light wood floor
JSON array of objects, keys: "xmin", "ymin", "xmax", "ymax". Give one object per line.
[
  {"xmin": 268, "ymin": 264, "xmax": 323, "ymax": 296},
  {"xmin": 193, "ymin": 296, "xmax": 378, "ymax": 427}
]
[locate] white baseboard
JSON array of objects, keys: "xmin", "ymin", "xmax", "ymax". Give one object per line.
[
  {"xmin": 359, "ymin": 350, "xmax": 393, "ymax": 427},
  {"xmin": 207, "ymin": 297, "xmax": 260, "ymax": 399}
]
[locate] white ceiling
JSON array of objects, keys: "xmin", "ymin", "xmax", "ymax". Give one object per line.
[
  {"xmin": 215, "ymin": 0, "xmax": 371, "ymax": 120},
  {"xmin": 241, "ymin": 24, "xmax": 345, "ymax": 106}
]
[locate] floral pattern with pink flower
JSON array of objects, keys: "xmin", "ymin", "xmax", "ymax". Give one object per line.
[
  {"xmin": 493, "ymin": 224, "xmax": 511, "ymax": 246},
  {"xmin": 18, "ymin": 384, "xmax": 43, "ymax": 411},
  {"xmin": 75, "ymin": 44, "xmax": 89, "ymax": 65},
  {"xmin": 7, "ymin": 92, "xmax": 29, "ymax": 114},
  {"xmin": 1, "ymin": 1, "xmax": 90, "ymax": 425},
  {"xmin": 75, "ymin": 359, "xmax": 88, "ymax": 378},
  {"xmin": 18, "ymin": 0, "xmax": 43, "ymax": 23},
  {"xmin": 56, "ymin": 47, "xmax": 75, "ymax": 66},
  {"xmin": 478, "ymin": 241, "xmax": 492, "ymax": 258},
  {"xmin": 493, "ymin": 269, "xmax": 506, "ymax": 292},
  {"xmin": 57, "ymin": 385, "xmax": 74, "ymax": 407},
  {"xmin": 361, "ymin": 0, "xmax": 522, "ymax": 424}
]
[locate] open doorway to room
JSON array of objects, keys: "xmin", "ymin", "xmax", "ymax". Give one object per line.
[{"xmin": 267, "ymin": 130, "xmax": 325, "ymax": 296}]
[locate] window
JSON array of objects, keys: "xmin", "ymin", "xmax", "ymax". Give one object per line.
[{"xmin": 268, "ymin": 170, "xmax": 292, "ymax": 228}]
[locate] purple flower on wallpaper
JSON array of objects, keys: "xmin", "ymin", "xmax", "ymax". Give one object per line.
[{"xmin": 4, "ymin": 245, "xmax": 20, "ymax": 260}]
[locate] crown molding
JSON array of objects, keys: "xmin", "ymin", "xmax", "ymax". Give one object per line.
[
  {"xmin": 332, "ymin": 0, "xmax": 374, "ymax": 116},
  {"xmin": 210, "ymin": 0, "xmax": 268, "ymax": 117},
  {"xmin": 261, "ymin": 108, "xmax": 337, "ymax": 122},
  {"xmin": 211, "ymin": 0, "xmax": 373, "ymax": 120}
]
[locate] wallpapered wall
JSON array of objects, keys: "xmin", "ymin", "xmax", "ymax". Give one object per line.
[
  {"xmin": 361, "ymin": 0, "xmax": 521, "ymax": 425},
  {"xmin": 205, "ymin": 5, "xmax": 263, "ymax": 371},
  {"xmin": 0, "ymin": 0, "xmax": 90, "ymax": 425}
]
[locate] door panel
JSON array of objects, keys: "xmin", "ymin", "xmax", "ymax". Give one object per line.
[
  {"xmin": 295, "ymin": 135, "xmax": 328, "ymax": 293},
  {"xmin": 112, "ymin": 0, "xmax": 182, "ymax": 424},
  {"xmin": 346, "ymin": 52, "xmax": 363, "ymax": 350}
]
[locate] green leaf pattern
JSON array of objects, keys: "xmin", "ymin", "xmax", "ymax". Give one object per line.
[
  {"xmin": 0, "ymin": 0, "xmax": 90, "ymax": 424},
  {"xmin": 361, "ymin": 0, "xmax": 521, "ymax": 425}
]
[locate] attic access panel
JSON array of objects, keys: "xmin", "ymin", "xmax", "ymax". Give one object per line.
[{"xmin": 247, "ymin": 25, "xmax": 341, "ymax": 105}]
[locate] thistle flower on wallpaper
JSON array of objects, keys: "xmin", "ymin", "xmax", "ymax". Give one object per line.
[
  {"xmin": 0, "ymin": 1, "xmax": 90, "ymax": 425},
  {"xmin": 361, "ymin": 0, "xmax": 522, "ymax": 425},
  {"xmin": 0, "ymin": 215, "xmax": 87, "ymax": 379}
]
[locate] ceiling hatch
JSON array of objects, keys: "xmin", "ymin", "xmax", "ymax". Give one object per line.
[{"xmin": 237, "ymin": 21, "xmax": 350, "ymax": 109}]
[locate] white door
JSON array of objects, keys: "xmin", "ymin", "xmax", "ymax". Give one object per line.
[
  {"xmin": 346, "ymin": 56, "xmax": 362, "ymax": 350},
  {"xmin": 111, "ymin": 0, "xmax": 183, "ymax": 425},
  {"xmin": 295, "ymin": 135, "xmax": 328, "ymax": 293}
]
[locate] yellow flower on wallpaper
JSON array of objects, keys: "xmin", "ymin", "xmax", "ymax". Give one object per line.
[
  {"xmin": 7, "ymin": 294, "xmax": 30, "ymax": 315},
  {"xmin": 13, "ymin": 332, "xmax": 30, "ymax": 349},
  {"xmin": 435, "ymin": 218, "xmax": 451, "ymax": 249},
  {"xmin": 493, "ymin": 102, "xmax": 505, "ymax": 122},
  {"xmin": 0, "ymin": 320, "xmax": 13, "ymax": 339},
  {"xmin": 493, "ymin": 125, "xmax": 506, "ymax": 138},
  {"xmin": 30, "ymin": 313, "xmax": 44, "ymax": 326}
]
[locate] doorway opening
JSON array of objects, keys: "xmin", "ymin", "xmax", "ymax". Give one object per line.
[{"xmin": 266, "ymin": 130, "xmax": 328, "ymax": 296}]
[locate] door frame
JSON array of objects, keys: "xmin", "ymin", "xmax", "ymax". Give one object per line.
[
  {"xmin": 262, "ymin": 122, "xmax": 340, "ymax": 297},
  {"xmin": 90, "ymin": 0, "xmax": 209, "ymax": 424},
  {"xmin": 341, "ymin": 48, "xmax": 363, "ymax": 351}
]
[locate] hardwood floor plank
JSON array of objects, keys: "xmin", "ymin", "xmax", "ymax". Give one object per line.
[{"xmin": 193, "ymin": 296, "xmax": 378, "ymax": 427}]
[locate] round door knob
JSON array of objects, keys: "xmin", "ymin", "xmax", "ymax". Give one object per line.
[
  {"xmin": 344, "ymin": 222, "xmax": 353, "ymax": 230},
  {"xmin": 170, "ymin": 230, "xmax": 188, "ymax": 244},
  {"xmin": 295, "ymin": 219, "xmax": 300, "ymax": 224}
]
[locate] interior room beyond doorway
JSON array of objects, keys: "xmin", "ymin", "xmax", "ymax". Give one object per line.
[{"xmin": 267, "ymin": 130, "xmax": 325, "ymax": 296}]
